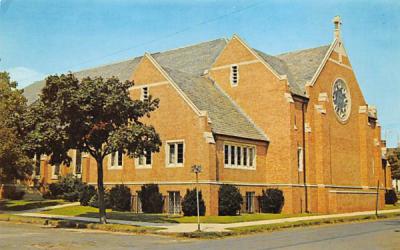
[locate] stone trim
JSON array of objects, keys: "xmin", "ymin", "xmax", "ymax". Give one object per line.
[
  {"xmin": 210, "ymin": 59, "xmax": 260, "ymax": 71},
  {"xmin": 328, "ymin": 58, "xmax": 352, "ymax": 70},
  {"xmin": 128, "ymin": 80, "xmax": 169, "ymax": 90},
  {"xmin": 329, "ymin": 190, "xmax": 376, "ymax": 194}
]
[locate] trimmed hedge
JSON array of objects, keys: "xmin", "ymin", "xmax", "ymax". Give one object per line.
[
  {"xmin": 181, "ymin": 188, "xmax": 206, "ymax": 216},
  {"xmin": 109, "ymin": 185, "xmax": 132, "ymax": 211},
  {"xmin": 138, "ymin": 184, "xmax": 163, "ymax": 213},
  {"xmin": 385, "ymin": 189, "xmax": 398, "ymax": 205},
  {"xmin": 260, "ymin": 188, "xmax": 285, "ymax": 213},
  {"xmin": 79, "ymin": 184, "xmax": 97, "ymax": 206},
  {"xmin": 218, "ymin": 184, "xmax": 243, "ymax": 216},
  {"xmin": 44, "ymin": 174, "xmax": 83, "ymax": 201}
]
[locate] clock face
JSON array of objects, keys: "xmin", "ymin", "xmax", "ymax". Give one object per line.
[{"xmin": 332, "ymin": 79, "xmax": 351, "ymax": 121}]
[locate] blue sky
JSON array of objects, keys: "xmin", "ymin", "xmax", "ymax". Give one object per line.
[{"xmin": 1, "ymin": 0, "xmax": 399, "ymax": 146}]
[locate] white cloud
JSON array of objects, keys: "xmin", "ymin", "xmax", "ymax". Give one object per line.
[{"xmin": 6, "ymin": 67, "xmax": 45, "ymax": 88}]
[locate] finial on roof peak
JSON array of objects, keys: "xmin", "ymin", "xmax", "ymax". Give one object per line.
[{"xmin": 333, "ymin": 16, "xmax": 342, "ymax": 40}]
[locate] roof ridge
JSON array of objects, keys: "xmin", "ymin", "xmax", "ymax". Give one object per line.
[
  {"xmin": 150, "ymin": 38, "xmax": 227, "ymax": 55},
  {"xmin": 276, "ymin": 44, "xmax": 331, "ymax": 57}
]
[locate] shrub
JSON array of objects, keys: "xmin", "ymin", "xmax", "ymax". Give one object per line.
[
  {"xmin": 260, "ymin": 188, "xmax": 285, "ymax": 213},
  {"xmin": 109, "ymin": 185, "xmax": 132, "ymax": 211},
  {"xmin": 181, "ymin": 188, "xmax": 206, "ymax": 216},
  {"xmin": 218, "ymin": 184, "xmax": 243, "ymax": 216},
  {"xmin": 138, "ymin": 184, "xmax": 163, "ymax": 213},
  {"xmin": 2, "ymin": 186, "xmax": 25, "ymax": 200},
  {"xmin": 79, "ymin": 184, "xmax": 97, "ymax": 206},
  {"xmin": 88, "ymin": 191, "xmax": 111, "ymax": 209},
  {"xmin": 45, "ymin": 174, "xmax": 83, "ymax": 201},
  {"xmin": 385, "ymin": 190, "xmax": 398, "ymax": 205}
]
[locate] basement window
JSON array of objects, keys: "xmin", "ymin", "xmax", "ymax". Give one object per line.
[
  {"xmin": 224, "ymin": 143, "xmax": 256, "ymax": 169},
  {"xmin": 230, "ymin": 65, "xmax": 239, "ymax": 86}
]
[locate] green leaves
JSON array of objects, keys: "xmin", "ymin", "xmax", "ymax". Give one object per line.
[
  {"xmin": 25, "ymin": 73, "xmax": 162, "ymax": 164},
  {"xmin": 0, "ymin": 72, "xmax": 32, "ymax": 181}
]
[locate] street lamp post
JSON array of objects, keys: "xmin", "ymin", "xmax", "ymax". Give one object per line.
[{"xmin": 191, "ymin": 164, "xmax": 202, "ymax": 232}]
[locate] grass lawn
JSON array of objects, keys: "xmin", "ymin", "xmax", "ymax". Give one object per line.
[
  {"xmin": 383, "ymin": 204, "xmax": 399, "ymax": 210},
  {"xmin": 0, "ymin": 199, "xmax": 66, "ymax": 211},
  {"xmin": 42, "ymin": 205, "xmax": 311, "ymax": 224}
]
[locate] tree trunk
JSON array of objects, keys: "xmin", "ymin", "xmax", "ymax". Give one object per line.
[{"xmin": 96, "ymin": 157, "xmax": 107, "ymax": 224}]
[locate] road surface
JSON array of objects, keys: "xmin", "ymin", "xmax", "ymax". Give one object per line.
[{"xmin": 0, "ymin": 218, "xmax": 399, "ymax": 249}]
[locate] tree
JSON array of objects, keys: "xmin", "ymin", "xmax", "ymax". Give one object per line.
[
  {"xmin": 388, "ymin": 148, "xmax": 400, "ymax": 181},
  {"xmin": 24, "ymin": 73, "xmax": 161, "ymax": 223},
  {"xmin": 0, "ymin": 72, "xmax": 32, "ymax": 182}
]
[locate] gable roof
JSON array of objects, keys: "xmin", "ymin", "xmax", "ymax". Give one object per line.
[
  {"xmin": 23, "ymin": 36, "xmax": 331, "ymax": 142},
  {"xmin": 254, "ymin": 45, "xmax": 330, "ymax": 96},
  {"xmin": 160, "ymin": 66, "xmax": 268, "ymax": 141},
  {"xmin": 23, "ymin": 39, "xmax": 227, "ymax": 105}
]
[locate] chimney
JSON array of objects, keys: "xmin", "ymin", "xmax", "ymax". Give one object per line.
[{"xmin": 333, "ymin": 16, "xmax": 342, "ymax": 40}]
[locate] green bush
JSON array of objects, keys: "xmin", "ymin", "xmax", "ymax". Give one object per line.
[
  {"xmin": 138, "ymin": 184, "xmax": 163, "ymax": 213},
  {"xmin": 79, "ymin": 184, "xmax": 97, "ymax": 206},
  {"xmin": 109, "ymin": 185, "xmax": 132, "ymax": 211},
  {"xmin": 88, "ymin": 191, "xmax": 111, "ymax": 209},
  {"xmin": 218, "ymin": 184, "xmax": 243, "ymax": 216},
  {"xmin": 260, "ymin": 188, "xmax": 285, "ymax": 213},
  {"xmin": 181, "ymin": 188, "xmax": 206, "ymax": 216},
  {"xmin": 385, "ymin": 190, "xmax": 398, "ymax": 205},
  {"xmin": 45, "ymin": 174, "xmax": 84, "ymax": 201},
  {"xmin": 2, "ymin": 186, "xmax": 25, "ymax": 200}
]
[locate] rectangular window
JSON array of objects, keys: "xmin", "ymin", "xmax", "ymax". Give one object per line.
[
  {"xmin": 230, "ymin": 65, "xmax": 239, "ymax": 86},
  {"xmin": 34, "ymin": 154, "xmax": 41, "ymax": 176},
  {"xmin": 75, "ymin": 150, "xmax": 82, "ymax": 174},
  {"xmin": 245, "ymin": 192, "xmax": 255, "ymax": 213},
  {"xmin": 237, "ymin": 147, "xmax": 241, "ymax": 166},
  {"xmin": 167, "ymin": 141, "xmax": 184, "ymax": 167},
  {"xmin": 141, "ymin": 87, "xmax": 149, "ymax": 101},
  {"xmin": 52, "ymin": 164, "xmax": 60, "ymax": 179},
  {"xmin": 136, "ymin": 151, "xmax": 152, "ymax": 168},
  {"xmin": 224, "ymin": 145, "xmax": 229, "ymax": 165},
  {"xmin": 109, "ymin": 150, "xmax": 123, "ymax": 169},
  {"xmin": 224, "ymin": 143, "xmax": 256, "ymax": 169},
  {"xmin": 297, "ymin": 147, "xmax": 303, "ymax": 172}
]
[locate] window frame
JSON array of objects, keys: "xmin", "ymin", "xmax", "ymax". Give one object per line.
[
  {"xmin": 73, "ymin": 149, "xmax": 82, "ymax": 175},
  {"xmin": 224, "ymin": 142, "xmax": 256, "ymax": 170},
  {"xmin": 51, "ymin": 163, "xmax": 60, "ymax": 180},
  {"xmin": 141, "ymin": 86, "xmax": 149, "ymax": 101},
  {"xmin": 108, "ymin": 150, "xmax": 124, "ymax": 170},
  {"xmin": 135, "ymin": 151, "xmax": 152, "ymax": 169},
  {"xmin": 297, "ymin": 147, "xmax": 304, "ymax": 172},
  {"xmin": 166, "ymin": 140, "xmax": 185, "ymax": 168},
  {"xmin": 230, "ymin": 64, "xmax": 239, "ymax": 86}
]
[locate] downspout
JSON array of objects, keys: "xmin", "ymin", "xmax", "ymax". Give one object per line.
[{"xmin": 301, "ymin": 102, "xmax": 309, "ymax": 213}]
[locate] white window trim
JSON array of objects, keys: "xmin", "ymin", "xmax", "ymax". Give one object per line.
[
  {"xmin": 72, "ymin": 149, "xmax": 83, "ymax": 177},
  {"xmin": 51, "ymin": 164, "xmax": 60, "ymax": 180},
  {"xmin": 224, "ymin": 142, "xmax": 256, "ymax": 170},
  {"xmin": 108, "ymin": 151, "xmax": 124, "ymax": 170},
  {"xmin": 141, "ymin": 85, "xmax": 149, "ymax": 101},
  {"xmin": 135, "ymin": 152, "xmax": 152, "ymax": 169},
  {"xmin": 33, "ymin": 155, "xmax": 41, "ymax": 178},
  {"xmin": 165, "ymin": 140, "xmax": 185, "ymax": 168},
  {"xmin": 230, "ymin": 64, "xmax": 239, "ymax": 87},
  {"xmin": 298, "ymin": 147, "xmax": 304, "ymax": 172}
]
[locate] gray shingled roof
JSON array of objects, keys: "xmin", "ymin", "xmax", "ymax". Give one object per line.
[
  {"xmin": 254, "ymin": 45, "xmax": 330, "ymax": 96},
  {"xmin": 23, "ymin": 37, "xmax": 330, "ymax": 141},
  {"xmin": 161, "ymin": 66, "xmax": 268, "ymax": 141}
]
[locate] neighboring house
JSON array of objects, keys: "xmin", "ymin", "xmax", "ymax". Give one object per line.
[{"xmin": 24, "ymin": 17, "xmax": 392, "ymax": 215}]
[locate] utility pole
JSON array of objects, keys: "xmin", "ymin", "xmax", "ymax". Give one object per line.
[
  {"xmin": 191, "ymin": 164, "xmax": 202, "ymax": 232},
  {"xmin": 375, "ymin": 180, "xmax": 380, "ymax": 216}
]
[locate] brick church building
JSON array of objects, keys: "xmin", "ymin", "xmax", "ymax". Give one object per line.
[{"xmin": 24, "ymin": 17, "xmax": 392, "ymax": 215}]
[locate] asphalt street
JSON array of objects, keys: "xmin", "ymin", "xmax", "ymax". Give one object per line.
[{"xmin": 0, "ymin": 218, "xmax": 399, "ymax": 250}]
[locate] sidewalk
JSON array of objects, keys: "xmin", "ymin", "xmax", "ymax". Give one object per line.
[{"xmin": 16, "ymin": 208, "xmax": 400, "ymax": 233}]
